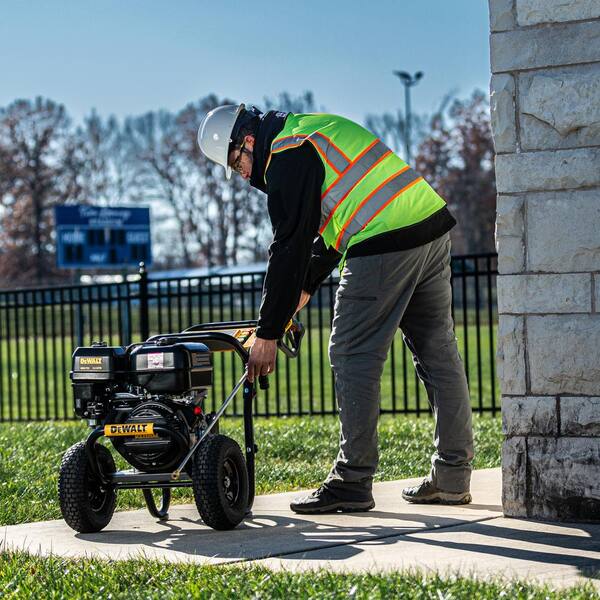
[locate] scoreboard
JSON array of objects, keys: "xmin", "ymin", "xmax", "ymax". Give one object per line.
[{"xmin": 55, "ymin": 205, "xmax": 152, "ymax": 269}]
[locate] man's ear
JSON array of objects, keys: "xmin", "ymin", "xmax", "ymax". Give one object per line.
[{"xmin": 244, "ymin": 135, "xmax": 255, "ymax": 151}]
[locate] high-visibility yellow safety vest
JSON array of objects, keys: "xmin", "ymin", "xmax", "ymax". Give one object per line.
[{"xmin": 265, "ymin": 113, "xmax": 447, "ymax": 254}]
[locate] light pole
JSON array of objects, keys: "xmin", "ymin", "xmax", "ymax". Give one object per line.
[{"xmin": 393, "ymin": 70, "xmax": 424, "ymax": 164}]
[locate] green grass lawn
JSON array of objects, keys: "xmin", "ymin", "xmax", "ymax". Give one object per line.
[
  {"xmin": 1, "ymin": 554, "xmax": 597, "ymax": 600},
  {"xmin": 0, "ymin": 414, "xmax": 502, "ymax": 526}
]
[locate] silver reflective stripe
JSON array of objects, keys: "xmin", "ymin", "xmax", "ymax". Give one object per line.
[
  {"xmin": 309, "ymin": 133, "xmax": 350, "ymax": 173},
  {"xmin": 321, "ymin": 141, "xmax": 390, "ymax": 228},
  {"xmin": 272, "ymin": 133, "xmax": 350, "ymax": 173},
  {"xmin": 271, "ymin": 135, "xmax": 307, "ymax": 152},
  {"xmin": 335, "ymin": 168, "xmax": 422, "ymax": 251}
]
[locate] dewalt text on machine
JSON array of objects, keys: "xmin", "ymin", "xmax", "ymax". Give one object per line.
[{"xmin": 58, "ymin": 319, "xmax": 304, "ymax": 532}]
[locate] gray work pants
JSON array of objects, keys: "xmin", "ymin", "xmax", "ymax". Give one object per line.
[{"xmin": 324, "ymin": 233, "xmax": 473, "ymax": 499}]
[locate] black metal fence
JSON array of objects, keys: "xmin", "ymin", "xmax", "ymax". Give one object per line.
[{"xmin": 0, "ymin": 253, "xmax": 498, "ymax": 422}]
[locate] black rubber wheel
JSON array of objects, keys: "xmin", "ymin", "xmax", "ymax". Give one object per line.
[
  {"xmin": 58, "ymin": 441, "xmax": 117, "ymax": 533},
  {"xmin": 192, "ymin": 434, "xmax": 249, "ymax": 530}
]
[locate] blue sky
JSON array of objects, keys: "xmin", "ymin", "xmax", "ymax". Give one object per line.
[{"xmin": 0, "ymin": 1, "xmax": 491, "ymax": 124}]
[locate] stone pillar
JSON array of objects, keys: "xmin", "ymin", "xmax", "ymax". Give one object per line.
[{"xmin": 489, "ymin": 0, "xmax": 600, "ymax": 520}]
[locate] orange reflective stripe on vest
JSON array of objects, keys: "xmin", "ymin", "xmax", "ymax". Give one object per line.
[
  {"xmin": 334, "ymin": 167, "xmax": 423, "ymax": 250},
  {"xmin": 319, "ymin": 139, "xmax": 391, "ymax": 233}
]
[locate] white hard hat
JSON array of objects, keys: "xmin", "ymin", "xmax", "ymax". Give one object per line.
[{"xmin": 197, "ymin": 103, "xmax": 245, "ymax": 179}]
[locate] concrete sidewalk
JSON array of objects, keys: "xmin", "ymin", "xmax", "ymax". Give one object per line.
[{"xmin": 1, "ymin": 468, "xmax": 599, "ymax": 589}]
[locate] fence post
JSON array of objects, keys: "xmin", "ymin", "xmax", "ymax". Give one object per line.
[
  {"xmin": 76, "ymin": 299, "xmax": 85, "ymax": 348},
  {"xmin": 138, "ymin": 262, "xmax": 150, "ymax": 341}
]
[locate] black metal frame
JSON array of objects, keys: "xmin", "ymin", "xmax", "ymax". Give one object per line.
[{"xmin": 82, "ymin": 318, "xmax": 304, "ymax": 515}]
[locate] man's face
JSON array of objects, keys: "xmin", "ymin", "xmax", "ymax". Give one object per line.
[{"xmin": 228, "ymin": 134, "xmax": 255, "ymax": 180}]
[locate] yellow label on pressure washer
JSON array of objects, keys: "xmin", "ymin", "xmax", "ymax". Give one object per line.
[{"xmin": 104, "ymin": 423, "xmax": 154, "ymax": 437}]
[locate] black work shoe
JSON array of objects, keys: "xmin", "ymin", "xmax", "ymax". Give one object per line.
[
  {"xmin": 290, "ymin": 485, "xmax": 375, "ymax": 514},
  {"xmin": 402, "ymin": 479, "xmax": 472, "ymax": 505}
]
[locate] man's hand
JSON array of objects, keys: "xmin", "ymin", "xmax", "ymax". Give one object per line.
[
  {"xmin": 246, "ymin": 337, "xmax": 278, "ymax": 383},
  {"xmin": 295, "ymin": 290, "xmax": 311, "ymax": 314}
]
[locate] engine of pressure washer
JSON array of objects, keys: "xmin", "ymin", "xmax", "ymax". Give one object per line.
[{"xmin": 70, "ymin": 339, "xmax": 214, "ymax": 472}]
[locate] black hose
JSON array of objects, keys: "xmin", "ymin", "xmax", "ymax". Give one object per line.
[{"xmin": 142, "ymin": 488, "xmax": 171, "ymax": 520}]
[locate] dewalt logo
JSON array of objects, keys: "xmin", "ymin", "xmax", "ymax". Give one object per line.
[
  {"xmin": 80, "ymin": 357, "xmax": 103, "ymax": 365},
  {"xmin": 104, "ymin": 423, "xmax": 155, "ymax": 437}
]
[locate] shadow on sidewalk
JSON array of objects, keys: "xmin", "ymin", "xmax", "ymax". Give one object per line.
[
  {"xmin": 70, "ymin": 505, "xmax": 600, "ymax": 578},
  {"xmin": 71, "ymin": 507, "xmax": 600, "ymax": 582},
  {"xmin": 392, "ymin": 519, "xmax": 600, "ymax": 582},
  {"xmin": 75, "ymin": 509, "xmax": 476, "ymax": 560}
]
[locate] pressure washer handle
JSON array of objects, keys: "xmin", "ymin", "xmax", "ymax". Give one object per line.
[{"xmin": 277, "ymin": 318, "xmax": 305, "ymax": 359}]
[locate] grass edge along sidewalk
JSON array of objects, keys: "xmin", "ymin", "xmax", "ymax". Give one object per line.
[
  {"xmin": 0, "ymin": 552, "xmax": 597, "ymax": 599},
  {"xmin": 0, "ymin": 415, "xmax": 502, "ymax": 527}
]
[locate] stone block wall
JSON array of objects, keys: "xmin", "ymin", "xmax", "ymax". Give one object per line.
[{"xmin": 489, "ymin": 0, "xmax": 600, "ymax": 520}]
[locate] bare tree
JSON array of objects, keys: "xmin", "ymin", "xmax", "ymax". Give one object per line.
[
  {"xmin": 0, "ymin": 135, "xmax": 17, "ymax": 204},
  {"xmin": 0, "ymin": 97, "xmax": 75, "ymax": 284},
  {"xmin": 64, "ymin": 112, "xmax": 141, "ymax": 207},
  {"xmin": 415, "ymin": 91, "xmax": 496, "ymax": 253},
  {"xmin": 365, "ymin": 93, "xmax": 453, "ymax": 159},
  {"xmin": 122, "ymin": 94, "xmax": 258, "ymax": 268},
  {"xmin": 263, "ymin": 91, "xmax": 317, "ymax": 113},
  {"xmin": 124, "ymin": 109, "xmax": 196, "ymax": 266}
]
